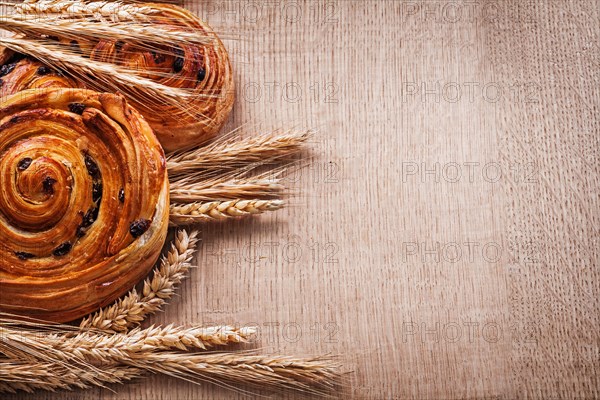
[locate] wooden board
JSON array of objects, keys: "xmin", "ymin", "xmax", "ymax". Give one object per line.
[{"xmin": 4, "ymin": 0, "xmax": 599, "ymax": 398}]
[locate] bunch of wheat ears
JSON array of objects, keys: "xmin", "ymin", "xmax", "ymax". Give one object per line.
[{"xmin": 0, "ymin": 0, "xmax": 340, "ymax": 395}]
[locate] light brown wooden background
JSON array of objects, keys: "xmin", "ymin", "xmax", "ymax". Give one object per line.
[{"xmin": 5, "ymin": 0, "xmax": 600, "ymax": 399}]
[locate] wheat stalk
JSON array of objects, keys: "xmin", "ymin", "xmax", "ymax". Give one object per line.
[
  {"xmin": 167, "ymin": 130, "xmax": 311, "ymax": 178},
  {"xmin": 0, "ymin": 36, "xmax": 205, "ymax": 115},
  {"xmin": 0, "ymin": 15, "xmax": 213, "ymax": 48},
  {"xmin": 169, "ymin": 178, "xmax": 285, "ymax": 203},
  {"xmin": 79, "ymin": 229, "xmax": 198, "ymax": 332},
  {"xmin": 169, "ymin": 199, "xmax": 284, "ymax": 225}
]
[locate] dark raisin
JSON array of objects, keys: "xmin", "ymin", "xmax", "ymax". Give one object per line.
[
  {"xmin": 68, "ymin": 103, "xmax": 86, "ymax": 115},
  {"xmin": 84, "ymin": 153, "xmax": 100, "ymax": 179},
  {"xmin": 42, "ymin": 176, "xmax": 57, "ymax": 194},
  {"xmin": 81, "ymin": 207, "xmax": 99, "ymax": 228},
  {"xmin": 37, "ymin": 66, "xmax": 52, "ymax": 75},
  {"xmin": 197, "ymin": 68, "xmax": 206, "ymax": 82},
  {"xmin": 173, "ymin": 57, "xmax": 184, "ymax": 73},
  {"xmin": 70, "ymin": 40, "xmax": 80, "ymax": 49},
  {"xmin": 76, "ymin": 226, "xmax": 86, "ymax": 237},
  {"xmin": 7, "ymin": 52, "xmax": 26, "ymax": 64},
  {"xmin": 151, "ymin": 51, "xmax": 165, "ymax": 64},
  {"xmin": 15, "ymin": 251, "xmax": 35, "ymax": 260},
  {"xmin": 118, "ymin": 188, "xmax": 125, "ymax": 203},
  {"xmin": 92, "ymin": 181, "xmax": 103, "ymax": 202},
  {"xmin": 0, "ymin": 63, "xmax": 16, "ymax": 77},
  {"xmin": 115, "ymin": 41, "xmax": 124, "ymax": 51},
  {"xmin": 52, "ymin": 242, "xmax": 72, "ymax": 257},
  {"xmin": 47, "ymin": 35, "xmax": 60, "ymax": 41},
  {"xmin": 174, "ymin": 48, "xmax": 184, "ymax": 57},
  {"xmin": 17, "ymin": 157, "xmax": 32, "ymax": 171},
  {"xmin": 129, "ymin": 219, "xmax": 151, "ymax": 238}
]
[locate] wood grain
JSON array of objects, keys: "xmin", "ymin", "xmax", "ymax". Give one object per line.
[{"xmin": 2, "ymin": 0, "xmax": 599, "ymax": 398}]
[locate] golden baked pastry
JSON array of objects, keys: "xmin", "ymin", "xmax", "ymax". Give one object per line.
[
  {"xmin": 88, "ymin": 4, "xmax": 234, "ymax": 152},
  {"xmin": 0, "ymin": 48, "xmax": 83, "ymax": 98},
  {"xmin": 3, "ymin": 2, "xmax": 235, "ymax": 152},
  {"xmin": 0, "ymin": 87, "xmax": 169, "ymax": 322}
]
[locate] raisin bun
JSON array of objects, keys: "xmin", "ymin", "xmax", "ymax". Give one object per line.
[{"xmin": 0, "ymin": 88, "xmax": 169, "ymax": 322}]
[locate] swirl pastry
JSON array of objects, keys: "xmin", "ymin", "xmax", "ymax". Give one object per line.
[
  {"xmin": 2, "ymin": 2, "xmax": 235, "ymax": 152},
  {"xmin": 0, "ymin": 87, "xmax": 169, "ymax": 322},
  {"xmin": 87, "ymin": 4, "xmax": 234, "ymax": 151}
]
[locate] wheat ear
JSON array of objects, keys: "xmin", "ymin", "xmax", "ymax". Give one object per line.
[
  {"xmin": 79, "ymin": 230, "xmax": 198, "ymax": 332},
  {"xmin": 11, "ymin": 1, "xmax": 160, "ymax": 22},
  {"xmin": 167, "ymin": 130, "xmax": 311, "ymax": 178},
  {"xmin": 0, "ymin": 15, "xmax": 213, "ymax": 48},
  {"xmin": 169, "ymin": 177, "xmax": 284, "ymax": 203},
  {"xmin": 169, "ymin": 199, "xmax": 284, "ymax": 225},
  {"xmin": 48, "ymin": 324, "xmax": 257, "ymax": 353}
]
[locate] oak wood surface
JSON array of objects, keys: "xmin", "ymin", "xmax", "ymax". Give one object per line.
[{"xmin": 3, "ymin": 0, "xmax": 599, "ymax": 399}]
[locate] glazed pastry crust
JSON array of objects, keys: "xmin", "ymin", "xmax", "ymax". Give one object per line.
[
  {"xmin": 0, "ymin": 88, "xmax": 169, "ymax": 322},
  {"xmin": 0, "ymin": 48, "xmax": 83, "ymax": 98}
]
